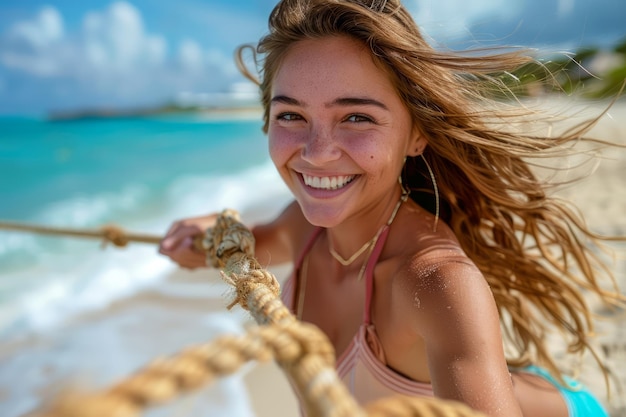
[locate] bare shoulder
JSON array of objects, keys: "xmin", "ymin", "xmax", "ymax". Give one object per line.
[
  {"xmin": 385, "ymin": 211, "xmax": 519, "ymax": 415},
  {"xmin": 388, "ymin": 210, "xmax": 498, "ymax": 339}
]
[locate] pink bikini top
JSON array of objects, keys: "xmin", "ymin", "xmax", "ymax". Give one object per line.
[{"xmin": 281, "ymin": 226, "xmax": 435, "ymax": 405}]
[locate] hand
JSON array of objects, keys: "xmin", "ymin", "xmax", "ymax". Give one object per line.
[{"xmin": 159, "ymin": 214, "xmax": 219, "ymax": 269}]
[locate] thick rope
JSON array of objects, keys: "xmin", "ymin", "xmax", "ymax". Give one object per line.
[
  {"xmin": 200, "ymin": 209, "xmax": 486, "ymax": 417},
  {"xmin": 34, "ymin": 323, "xmax": 340, "ymax": 417},
  {"xmin": 20, "ymin": 210, "xmax": 487, "ymax": 417},
  {"xmin": 34, "ymin": 323, "xmax": 485, "ymax": 417}
]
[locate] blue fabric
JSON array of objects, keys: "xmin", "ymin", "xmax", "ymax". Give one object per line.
[{"xmin": 523, "ymin": 365, "xmax": 609, "ymax": 417}]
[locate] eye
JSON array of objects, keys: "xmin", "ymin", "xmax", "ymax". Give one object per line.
[
  {"xmin": 345, "ymin": 113, "xmax": 375, "ymax": 123},
  {"xmin": 276, "ymin": 112, "xmax": 303, "ymax": 122}
]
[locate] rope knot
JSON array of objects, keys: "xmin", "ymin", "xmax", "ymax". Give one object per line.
[
  {"xmin": 220, "ymin": 263, "xmax": 281, "ymax": 311},
  {"xmin": 202, "ymin": 209, "xmax": 255, "ymax": 268},
  {"xmin": 100, "ymin": 225, "xmax": 130, "ymax": 247}
]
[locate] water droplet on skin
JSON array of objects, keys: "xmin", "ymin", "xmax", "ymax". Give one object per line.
[{"xmin": 414, "ymin": 293, "xmax": 421, "ymax": 308}]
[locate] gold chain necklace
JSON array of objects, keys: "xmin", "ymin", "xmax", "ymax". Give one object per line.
[
  {"xmin": 297, "ymin": 189, "xmax": 409, "ymax": 319},
  {"xmin": 328, "ymin": 235, "xmax": 376, "ymax": 266},
  {"xmin": 328, "ymin": 189, "xmax": 409, "ymax": 274}
]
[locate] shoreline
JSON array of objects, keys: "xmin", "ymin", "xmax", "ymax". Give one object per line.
[{"xmin": 46, "ymin": 104, "xmax": 263, "ymax": 122}]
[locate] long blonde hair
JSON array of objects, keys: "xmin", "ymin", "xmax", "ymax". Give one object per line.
[{"xmin": 236, "ymin": 0, "xmax": 624, "ymax": 383}]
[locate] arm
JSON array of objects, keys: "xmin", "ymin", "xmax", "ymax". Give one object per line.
[
  {"xmin": 158, "ymin": 212, "xmax": 219, "ymax": 269},
  {"xmin": 410, "ymin": 258, "xmax": 523, "ymax": 417},
  {"xmin": 159, "ymin": 200, "xmax": 306, "ymax": 269}
]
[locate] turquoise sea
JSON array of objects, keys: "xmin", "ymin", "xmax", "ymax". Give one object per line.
[{"xmin": 0, "ymin": 113, "xmax": 296, "ymax": 417}]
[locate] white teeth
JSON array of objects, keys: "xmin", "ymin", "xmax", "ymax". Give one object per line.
[{"xmin": 303, "ymin": 174, "xmax": 354, "ymax": 190}]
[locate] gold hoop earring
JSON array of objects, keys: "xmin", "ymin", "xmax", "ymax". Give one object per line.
[
  {"xmin": 398, "ymin": 175, "xmax": 410, "ymax": 199},
  {"xmin": 420, "ymin": 154, "xmax": 439, "ymax": 232}
]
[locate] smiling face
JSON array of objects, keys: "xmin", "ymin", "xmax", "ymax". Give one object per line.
[{"xmin": 268, "ymin": 35, "xmax": 425, "ymax": 228}]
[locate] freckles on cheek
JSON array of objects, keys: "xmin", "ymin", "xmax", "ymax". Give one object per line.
[
  {"xmin": 268, "ymin": 137, "xmax": 282, "ymax": 161},
  {"xmin": 268, "ymin": 143, "xmax": 285, "ymax": 163},
  {"xmin": 268, "ymin": 133, "xmax": 298, "ymax": 166}
]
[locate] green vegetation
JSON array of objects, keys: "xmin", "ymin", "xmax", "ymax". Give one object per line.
[{"xmin": 497, "ymin": 37, "xmax": 626, "ymax": 100}]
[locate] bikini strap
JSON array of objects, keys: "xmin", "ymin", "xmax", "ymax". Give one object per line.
[
  {"xmin": 363, "ymin": 224, "xmax": 391, "ymax": 325},
  {"xmin": 290, "ymin": 227, "xmax": 324, "ymax": 310}
]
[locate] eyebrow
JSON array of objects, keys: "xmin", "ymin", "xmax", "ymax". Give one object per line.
[
  {"xmin": 331, "ymin": 97, "xmax": 389, "ymax": 111},
  {"xmin": 270, "ymin": 95, "xmax": 389, "ymax": 111},
  {"xmin": 270, "ymin": 95, "xmax": 300, "ymax": 106}
]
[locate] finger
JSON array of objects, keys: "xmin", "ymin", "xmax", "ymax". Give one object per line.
[
  {"xmin": 160, "ymin": 225, "xmax": 198, "ymax": 252},
  {"xmin": 162, "ymin": 219, "xmax": 185, "ymax": 238},
  {"xmin": 176, "ymin": 249, "xmax": 207, "ymax": 269}
]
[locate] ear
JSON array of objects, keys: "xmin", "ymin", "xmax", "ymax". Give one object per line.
[{"xmin": 406, "ymin": 133, "xmax": 428, "ymax": 157}]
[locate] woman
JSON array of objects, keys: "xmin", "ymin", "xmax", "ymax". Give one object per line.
[{"xmin": 160, "ymin": 1, "xmax": 623, "ymax": 416}]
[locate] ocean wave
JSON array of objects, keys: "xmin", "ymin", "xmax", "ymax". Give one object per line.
[
  {"xmin": 0, "ymin": 158, "xmax": 291, "ymax": 341},
  {"xmin": 36, "ymin": 183, "xmax": 152, "ymax": 227}
]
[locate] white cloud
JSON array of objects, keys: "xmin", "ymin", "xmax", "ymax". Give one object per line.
[
  {"xmin": 229, "ymin": 81, "xmax": 259, "ymax": 100},
  {"xmin": 410, "ymin": 0, "xmax": 522, "ymax": 44},
  {"xmin": 1, "ymin": 6, "xmax": 67, "ymax": 76},
  {"xmin": 206, "ymin": 48, "xmax": 238, "ymax": 76},
  {"xmin": 81, "ymin": 1, "xmax": 167, "ymax": 73},
  {"xmin": 0, "ymin": 1, "xmax": 241, "ymax": 107},
  {"xmin": 8, "ymin": 6, "xmax": 64, "ymax": 49},
  {"xmin": 557, "ymin": 0, "xmax": 575, "ymax": 18},
  {"xmin": 0, "ymin": 2, "xmax": 168, "ymax": 77},
  {"xmin": 178, "ymin": 39, "xmax": 203, "ymax": 72},
  {"xmin": 0, "ymin": 51, "xmax": 64, "ymax": 76}
]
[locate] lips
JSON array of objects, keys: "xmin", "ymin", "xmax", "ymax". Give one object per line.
[{"xmin": 301, "ymin": 174, "xmax": 355, "ymax": 190}]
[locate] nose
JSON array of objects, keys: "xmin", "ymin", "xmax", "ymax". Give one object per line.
[{"xmin": 301, "ymin": 123, "xmax": 341, "ymax": 165}]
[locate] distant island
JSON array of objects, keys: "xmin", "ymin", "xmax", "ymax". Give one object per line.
[{"xmin": 47, "ymin": 103, "xmax": 263, "ymax": 122}]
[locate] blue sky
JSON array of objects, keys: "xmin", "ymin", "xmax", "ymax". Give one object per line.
[{"xmin": 0, "ymin": 0, "xmax": 624, "ymax": 116}]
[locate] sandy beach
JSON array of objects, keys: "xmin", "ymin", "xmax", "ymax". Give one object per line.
[
  {"xmin": 1, "ymin": 98, "xmax": 625, "ymax": 417},
  {"xmin": 0, "ymin": 263, "xmax": 300, "ymax": 417}
]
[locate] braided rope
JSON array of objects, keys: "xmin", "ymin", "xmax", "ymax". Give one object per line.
[{"xmin": 28, "ymin": 210, "xmax": 487, "ymax": 417}]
